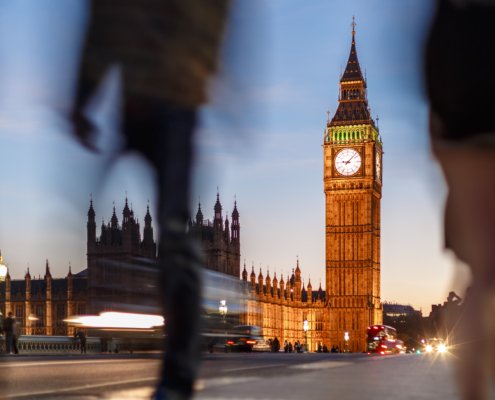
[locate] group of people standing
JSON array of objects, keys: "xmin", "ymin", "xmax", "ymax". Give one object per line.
[
  {"xmin": 1, "ymin": 312, "xmax": 20, "ymax": 354},
  {"xmin": 283, "ymin": 340, "xmax": 304, "ymax": 353},
  {"xmin": 267, "ymin": 338, "xmax": 341, "ymax": 354}
]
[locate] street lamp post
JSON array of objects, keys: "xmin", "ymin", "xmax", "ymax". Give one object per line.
[
  {"xmin": 303, "ymin": 319, "xmax": 309, "ymax": 352},
  {"xmin": 219, "ymin": 299, "xmax": 228, "ymax": 332},
  {"xmin": 344, "ymin": 331, "xmax": 349, "ymax": 353}
]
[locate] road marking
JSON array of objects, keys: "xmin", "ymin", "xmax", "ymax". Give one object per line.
[
  {"xmin": 6, "ymin": 377, "xmax": 157, "ymax": 398},
  {"xmin": 197, "ymin": 398, "xmax": 286, "ymax": 400},
  {"xmin": 195, "ymin": 376, "xmax": 259, "ymax": 391},
  {"xmin": 222, "ymin": 363, "xmax": 286, "ymax": 372},
  {"xmin": 101, "ymin": 386, "xmax": 155, "ymax": 399},
  {"xmin": 0, "ymin": 358, "xmax": 158, "ymax": 368},
  {"xmin": 290, "ymin": 360, "xmax": 353, "ymax": 370}
]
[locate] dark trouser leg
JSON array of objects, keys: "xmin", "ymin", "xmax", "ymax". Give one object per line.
[
  {"xmin": 5, "ymin": 333, "xmax": 13, "ymax": 354},
  {"xmin": 137, "ymin": 105, "xmax": 202, "ymax": 397}
]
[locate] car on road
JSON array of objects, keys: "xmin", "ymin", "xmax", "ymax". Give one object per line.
[
  {"xmin": 225, "ymin": 325, "xmax": 266, "ymax": 352},
  {"xmin": 424, "ymin": 338, "xmax": 448, "ymax": 354}
]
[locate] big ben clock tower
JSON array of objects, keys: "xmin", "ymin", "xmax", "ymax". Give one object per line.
[{"xmin": 324, "ymin": 21, "xmax": 383, "ymax": 352}]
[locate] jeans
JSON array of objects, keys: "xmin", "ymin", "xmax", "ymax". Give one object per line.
[{"xmin": 124, "ymin": 98, "xmax": 203, "ymax": 397}]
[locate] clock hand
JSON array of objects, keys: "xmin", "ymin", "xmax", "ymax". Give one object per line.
[{"xmin": 344, "ymin": 155, "xmax": 356, "ymax": 164}]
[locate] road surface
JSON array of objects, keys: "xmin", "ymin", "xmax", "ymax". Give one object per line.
[{"xmin": 0, "ymin": 352, "xmax": 461, "ymax": 399}]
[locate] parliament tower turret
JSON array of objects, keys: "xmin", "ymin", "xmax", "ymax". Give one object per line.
[
  {"xmin": 190, "ymin": 193, "xmax": 241, "ymax": 278},
  {"xmin": 324, "ymin": 20, "xmax": 383, "ymax": 352},
  {"xmin": 86, "ymin": 198, "xmax": 157, "ymax": 313}
]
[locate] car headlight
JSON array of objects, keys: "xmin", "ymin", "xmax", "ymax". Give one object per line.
[
  {"xmin": 425, "ymin": 344, "xmax": 433, "ymax": 353},
  {"xmin": 438, "ymin": 343, "xmax": 447, "ymax": 353}
]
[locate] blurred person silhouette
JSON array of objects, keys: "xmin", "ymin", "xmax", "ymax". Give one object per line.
[
  {"xmin": 71, "ymin": 1, "xmax": 231, "ymax": 399},
  {"xmin": 2, "ymin": 312, "xmax": 15, "ymax": 355},
  {"xmin": 425, "ymin": 1, "xmax": 495, "ymax": 399},
  {"xmin": 12, "ymin": 315, "xmax": 19, "ymax": 355},
  {"xmin": 75, "ymin": 329, "xmax": 87, "ymax": 354}
]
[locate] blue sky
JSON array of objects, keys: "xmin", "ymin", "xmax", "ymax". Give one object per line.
[{"xmin": 0, "ymin": 1, "xmax": 464, "ymax": 314}]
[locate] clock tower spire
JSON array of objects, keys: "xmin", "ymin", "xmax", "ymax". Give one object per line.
[{"xmin": 324, "ymin": 20, "xmax": 383, "ymax": 352}]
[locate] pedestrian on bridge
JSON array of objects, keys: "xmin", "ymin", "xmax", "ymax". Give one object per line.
[
  {"xmin": 75, "ymin": 330, "xmax": 87, "ymax": 354},
  {"xmin": 72, "ymin": 1, "xmax": 232, "ymax": 398},
  {"xmin": 12, "ymin": 316, "xmax": 19, "ymax": 355},
  {"xmin": 2, "ymin": 312, "xmax": 15, "ymax": 355}
]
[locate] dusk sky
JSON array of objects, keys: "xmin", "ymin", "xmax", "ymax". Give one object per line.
[{"xmin": 0, "ymin": 1, "xmax": 467, "ymax": 314}]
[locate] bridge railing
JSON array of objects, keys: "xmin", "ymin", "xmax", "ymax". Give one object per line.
[
  {"xmin": 0, "ymin": 335, "xmax": 101, "ymax": 354},
  {"xmin": 0, "ymin": 335, "xmax": 162, "ymax": 354}
]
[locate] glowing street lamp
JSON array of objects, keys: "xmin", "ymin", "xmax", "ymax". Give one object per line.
[
  {"xmin": 219, "ymin": 299, "xmax": 228, "ymax": 323},
  {"xmin": 0, "ymin": 254, "xmax": 7, "ymax": 282},
  {"xmin": 344, "ymin": 331, "xmax": 350, "ymax": 353},
  {"xmin": 303, "ymin": 319, "xmax": 309, "ymax": 352}
]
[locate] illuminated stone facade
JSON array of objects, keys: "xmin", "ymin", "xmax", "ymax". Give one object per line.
[
  {"xmin": 323, "ymin": 24, "xmax": 383, "ymax": 352},
  {"xmin": 0, "ymin": 262, "xmax": 87, "ymax": 336},
  {"xmin": 239, "ymin": 24, "xmax": 383, "ymax": 353},
  {"xmin": 241, "ymin": 261, "xmax": 328, "ymax": 351}
]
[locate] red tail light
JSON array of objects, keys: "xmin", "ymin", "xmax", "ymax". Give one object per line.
[{"xmin": 227, "ymin": 340, "xmax": 234, "ymax": 345}]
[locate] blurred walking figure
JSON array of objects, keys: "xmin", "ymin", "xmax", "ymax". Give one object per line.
[
  {"xmin": 71, "ymin": 1, "xmax": 231, "ymax": 399},
  {"xmin": 75, "ymin": 329, "xmax": 87, "ymax": 354},
  {"xmin": 12, "ymin": 315, "xmax": 19, "ymax": 355},
  {"xmin": 425, "ymin": 1, "xmax": 495, "ymax": 399},
  {"xmin": 2, "ymin": 312, "xmax": 15, "ymax": 355}
]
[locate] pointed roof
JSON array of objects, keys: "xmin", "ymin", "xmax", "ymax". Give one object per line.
[
  {"xmin": 196, "ymin": 202, "xmax": 203, "ymax": 223},
  {"xmin": 214, "ymin": 192, "xmax": 222, "ymax": 215},
  {"xmin": 144, "ymin": 204, "xmax": 152, "ymax": 225},
  {"xmin": 232, "ymin": 200, "xmax": 239, "ymax": 219},
  {"xmin": 341, "ymin": 21, "xmax": 364, "ymax": 83},
  {"xmin": 88, "ymin": 198, "xmax": 95, "ymax": 219},
  {"xmin": 111, "ymin": 205, "xmax": 118, "ymax": 227},
  {"xmin": 295, "ymin": 258, "xmax": 301, "ymax": 275},
  {"xmin": 123, "ymin": 197, "xmax": 131, "ymax": 218},
  {"xmin": 329, "ymin": 18, "xmax": 376, "ymax": 129},
  {"xmin": 45, "ymin": 259, "xmax": 51, "ymax": 277}
]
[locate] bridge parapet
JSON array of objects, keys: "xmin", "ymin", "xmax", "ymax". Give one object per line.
[{"xmin": 0, "ymin": 335, "xmax": 101, "ymax": 354}]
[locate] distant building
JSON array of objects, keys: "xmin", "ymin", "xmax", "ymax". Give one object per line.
[
  {"xmin": 382, "ymin": 302, "xmax": 424, "ymax": 347},
  {"xmin": 241, "ymin": 260, "xmax": 328, "ymax": 349},
  {"xmin": 189, "ymin": 193, "xmax": 241, "ymax": 278},
  {"xmin": 0, "ymin": 261, "xmax": 87, "ymax": 336},
  {"xmin": 383, "ymin": 303, "xmax": 422, "ymax": 324},
  {"xmin": 86, "ymin": 198, "xmax": 157, "ymax": 314},
  {"xmin": 0, "ymin": 194, "xmax": 242, "ymax": 334}
]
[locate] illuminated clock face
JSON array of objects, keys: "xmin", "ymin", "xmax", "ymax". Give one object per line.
[{"xmin": 335, "ymin": 148, "xmax": 362, "ymax": 176}]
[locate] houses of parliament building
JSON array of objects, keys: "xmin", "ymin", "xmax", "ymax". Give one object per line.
[{"xmin": 0, "ymin": 24, "xmax": 383, "ymax": 352}]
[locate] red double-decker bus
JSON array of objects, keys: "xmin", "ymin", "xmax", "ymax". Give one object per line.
[{"xmin": 366, "ymin": 325, "xmax": 403, "ymax": 355}]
